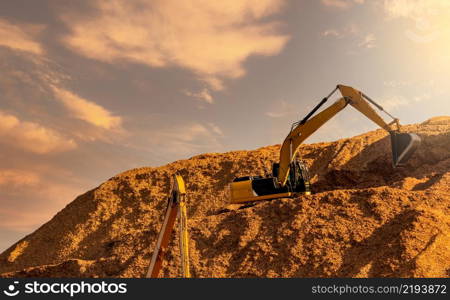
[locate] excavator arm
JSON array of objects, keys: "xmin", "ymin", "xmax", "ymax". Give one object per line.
[
  {"xmin": 277, "ymin": 84, "xmax": 420, "ymax": 186},
  {"xmin": 278, "ymin": 97, "xmax": 348, "ymax": 186},
  {"xmin": 146, "ymin": 174, "xmax": 191, "ymax": 278}
]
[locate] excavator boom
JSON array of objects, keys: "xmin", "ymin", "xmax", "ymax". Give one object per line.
[
  {"xmin": 278, "ymin": 97, "xmax": 348, "ymax": 186},
  {"xmin": 277, "ymin": 84, "xmax": 421, "ymax": 185}
]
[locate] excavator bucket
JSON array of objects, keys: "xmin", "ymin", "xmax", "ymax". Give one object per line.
[{"xmin": 390, "ymin": 132, "xmax": 421, "ymax": 167}]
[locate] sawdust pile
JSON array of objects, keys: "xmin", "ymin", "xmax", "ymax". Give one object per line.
[{"xmin": 1, "ymin": 116, "xmax": 449, "ymax": 278}]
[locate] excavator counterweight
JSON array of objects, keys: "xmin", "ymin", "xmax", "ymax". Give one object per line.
[{"xmin": 229, "ymin": 84, "xmax": 421, "ymax": 204}]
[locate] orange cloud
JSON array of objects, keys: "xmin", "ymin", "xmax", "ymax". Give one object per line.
[
  {"xmin": 151, "ymin": 122, "xmax": 224, "ymax": 157},
  {"xmin": 0, "ymin": 19, "xmax": 44, "ymax": 54},
  {"xmin": 51, "ymin": 86, "xmax": 122, "ymax": 130},
  {"xmin": 383, "ymin": 0, "xmax": 450, "ymax": 20},
  {"xmin": 184, "ymin": 88, "xmax": 214, "ymax": 104},
  {"xmin": 60, "ymin": 0, "xmax": 289, "ymax": 90},
  {"xmin": 265, "ymin": 100, "xmax": 296, "ymax": 118},
  {"xmin": 358, "ymin": 33, "xmax": 376, "ymax": 48},
  {"xmin": 0, "ymin": 166, "xmax": 85, "ymax": 232},
  {"xmin": 0, "ymin": 209, "xmax": 50, "ymax": 232},
  {"xmin": 0, "ymin": 169, "xmax": 40, "ymax": 187},
  {"xmin": 383, "ymin": 0, "xmax": 450, "ymax": 59},
  {"xmin": 0, "ymin": 111, "xmax": 77, "ymax": 154},
  {"xmin": 321, "ymin": 0, "xmax": 365, "ymax": 9},
  {"xmin": 321, "ymin": 24, "xmax": 359, "ymax": 38},
  {"xmin": 0, "ymin": 185, "xmax": 82, "ymax": 231}
]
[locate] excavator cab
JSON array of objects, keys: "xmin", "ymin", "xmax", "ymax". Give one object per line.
[
  {"xmin": 273, "ymin": 160, "xmax": 310, "ymax": 193},
  {"xmin": 230, "ymin": 160, "xmax": 310, "ymax": 204}
]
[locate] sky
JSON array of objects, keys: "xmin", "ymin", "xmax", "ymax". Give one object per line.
[{"xmin": 1, "ymin": 0, "xmax": 449, "ymax": 252}]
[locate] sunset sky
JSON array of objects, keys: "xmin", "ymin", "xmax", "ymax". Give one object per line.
[{"xmin": 1, "ymin": 0, "xmax": 449, "ymax": 252}]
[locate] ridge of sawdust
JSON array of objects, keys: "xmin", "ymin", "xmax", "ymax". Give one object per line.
[{"xmin": 1, "ymin": 116, "xmax": 449, "ymax": 278}]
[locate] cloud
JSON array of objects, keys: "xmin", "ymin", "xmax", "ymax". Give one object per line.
[
  {"xmin": 266, "ymin": 112, "xmax": 289, "ymax": 118},
  {"xmin": 358, "ymin": 33, "xmax": 376, "ymax": 48},
  {"xmin": 378, "ymin": 93, "xmax": 431, "ymax": 110},
  {"xmin": 0, "ymin": 169, "xmax": 40, "ymax": 187},
  {"xmin": 0, "ymin": 110, "xmax": 77, "ymax": 154},
  {"xmin": 0, "ymin": 46, "xmax": 125, "ymax": 144},
  {"xmin": 0, "ymin": 19, "xmax": 44, "ymax": 55},
  {"xmin": 321, "ymin": 29, "xmax": 341, "ymax": 38},
  {"xmin": 208, "ymin": 123, "xmax": 224, "ymax": 136},
  {"xmin": 383, "ymin": 0, "xmax": 450, "ymax": 44},
  {"xmin": 151, "ymin": 122, "xmax": 224, "ymax": 157},
  {"xmin": 265, "ymin": 100, "xmax": 296, "ymax": 118},
  {"xmin": 320, "ymin": 24, "xmax": 375, "ymax": 52},
  {"xmin": 383, "ymin": 80, "xmax": 412, "ymax": 88},
  {"xmin": 0, "ymin": 164, "xmax": 88, "ymax": 233},
  {"xmin": 378, "ymin": 95, "xmax": 409, "ymax": 110},
  {"xmin": 60, "ymin": 0, "xmax": 289, "ymax": 90},
  {"xmin": 383, "ymin": 0, "xmax": 450, "ymax": 20},
  {"xmin": 321, "ymin": 0, "xmax": 365, "ymax": 9},
  {"xmin": 0, "ymin": 209, "xmax": 50, "ymax": 232},
  {"xmin": 184, "ymin": 88, "xmax": 214, "ymax": 104},
  {"xmin": 51, "ymin": 86, "xmax": 122, "ymax": 130},
  {"xmin": 321, "ymin": 24, "xmax": 359, "ymax": 39},
  {"xmin": 0, "ymin": 182, "xmax": 83, "ymax": 232}
]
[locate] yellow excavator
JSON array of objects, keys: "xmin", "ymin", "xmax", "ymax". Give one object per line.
[
  {"xmin": 146, "ymin": 174, "xmax": 190, "ymax": 278},
  {"xmin": 229, "ymin": 84, "xmax": 421, "ymax": 204}
]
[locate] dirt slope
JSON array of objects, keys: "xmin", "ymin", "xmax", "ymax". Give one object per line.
[{"xmin": 1, "ymin": 116, "xmax": 449, "ymax": 278}]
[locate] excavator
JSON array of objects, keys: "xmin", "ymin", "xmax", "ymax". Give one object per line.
[
  {"xmin": 146, "ymin": 174, "xmax": 190, "ymax": 278},
  {"xmin": 229, "ymin": 84, "xmax": 421, "ymax": 204}
]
